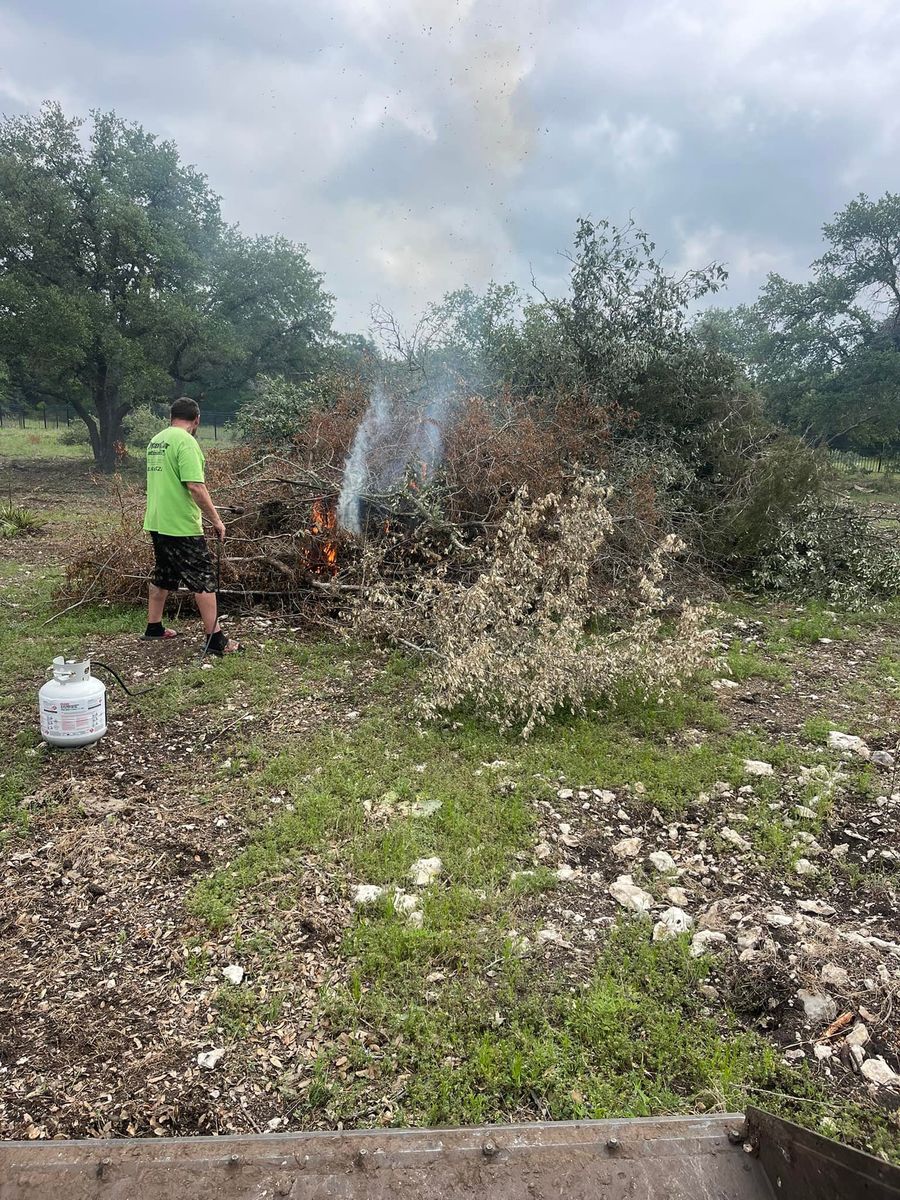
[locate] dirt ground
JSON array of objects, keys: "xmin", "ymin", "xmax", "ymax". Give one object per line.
[{"xmin": 1, "ymin": 452, "xmax": 899, "ymax": 1150}]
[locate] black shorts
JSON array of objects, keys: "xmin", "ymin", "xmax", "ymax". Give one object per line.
[{"xmin": 149, "ymin": 533, "xmax": 217, "ymax": 593}]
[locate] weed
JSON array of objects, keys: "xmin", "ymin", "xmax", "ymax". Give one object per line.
[{"xmin": 0, "ymin": 500, "xmax": 46, "ymax": 538}]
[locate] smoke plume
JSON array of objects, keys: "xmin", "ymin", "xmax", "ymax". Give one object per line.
[{"xmin": 337, "ymin": 383, "xmax": 448, "ymax": 535}]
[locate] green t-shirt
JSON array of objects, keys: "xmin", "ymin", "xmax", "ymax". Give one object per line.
[{"xmin": 143, "ymin": 426, "xmax": 206, "ymax": 536}]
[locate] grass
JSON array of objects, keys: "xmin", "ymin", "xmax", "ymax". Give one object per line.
[
  {"xmin": 186, "ymin": 691, "xmax": 785, "ymax": 931},
  {"xmin": 0, "ymin": 422, "xmax": 232, "ymax": 461},
  {"xmin": 0, "ymin": 426, "xmax": 92, "ymax": 459},
  {"xmin": 301, "ymin": 918, "xmax": 896, "ymax": 1157},
  {"xmin": 723, "ymin": 640, "xmax": 789, "ymax": 682}
]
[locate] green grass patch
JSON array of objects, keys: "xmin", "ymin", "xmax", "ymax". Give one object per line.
[
  {"xmin": 723, "ymin": 641, "xmax": 789, "ymax": 683},
  {"xmin": 301, "ymin": 918, "xmax": 896, "ymax": 1158},
  {"xmin": 0, "ymin": 425, "xmax": 92, "ymax": 459},
  {"xmin": 784, "ymin": 603, "xmax": 848, "ymax": 645}
]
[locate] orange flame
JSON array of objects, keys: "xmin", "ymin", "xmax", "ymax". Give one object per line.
[{"xmin": 310, "ymin": 501, "xmax": 338, "ymax": 574}]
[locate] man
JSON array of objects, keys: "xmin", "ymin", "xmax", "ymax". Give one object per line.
[{"xmin": 143, "ymin": 397, "xmax": 240, "ymax": 655}]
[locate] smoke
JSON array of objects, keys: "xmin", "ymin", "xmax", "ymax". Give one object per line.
[{"xmin": 336, "ymin": 383, "xmax": 449, "ymax": 535}]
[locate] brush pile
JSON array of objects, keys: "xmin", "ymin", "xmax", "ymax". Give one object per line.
[{"xmin": 58, "ymin": 392, "xmax": 666, "ymax": 617}]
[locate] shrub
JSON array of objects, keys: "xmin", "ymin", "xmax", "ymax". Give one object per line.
[
  {"xmin": 355, "ymin": 477, "xmax": 717, "ymax": 736},
  {"xmin": 235, "ymin": 376, "xmax": 318, "ymax": 447},
  {"xmin": 122, "ymin": 404, "xmax": 167, "ymax": 452},
  {"xmin": 58, "ymin": 421, "xmax": 91, "ymax": 446},
  {"xmin": 753, "ymin": 497, "xmax": 900, "ymax": 606}
]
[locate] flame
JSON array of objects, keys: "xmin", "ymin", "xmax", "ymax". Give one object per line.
[{"xmin": 310, "ymin": 500, "xmax": 338, "ymax": 574}]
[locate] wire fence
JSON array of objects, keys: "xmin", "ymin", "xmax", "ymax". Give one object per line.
[
  {"xmin": 0, "ymin": 403, "xmax": 232, "ymax": 442},
  {"xmin": 828, "ymin": 448, "xmax": 900, "ymax": 476}
]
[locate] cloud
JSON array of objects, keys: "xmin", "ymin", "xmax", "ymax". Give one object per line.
[{"xmin": 1, "ymin": 0, "xmax": 899, "ymax": 330}]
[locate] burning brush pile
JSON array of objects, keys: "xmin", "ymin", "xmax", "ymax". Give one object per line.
[{"xmin": 61, "ymin": 385, "xmax": 717, "ymax": 733}]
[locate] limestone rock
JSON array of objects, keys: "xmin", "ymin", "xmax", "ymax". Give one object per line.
[
  {"xmin": 743, "ymin": 759, "xmax": 775, "ymax": 777},
  {"xmin": 409, "ymin": 857, "xmax": 442, "ymax": 886},
  {"xmin": 861, "ymin": 1057, "xmax": 900, "ymax": 1088},
  {"xmin": 652, "ymin": 906, "xmax": 693, "ymax": 941},
  {"xmin": 690, "ymin": 930, "xmax": 727, "ymax": 958},
  {"xmin": 797, "ymin": 989, "xmax": 838, "ymax": 1025},
  {"xmin": 648, "ymin": 850, "xmax": 677, "ymax": 872},
  {"xmin": 827, "ymin": 731, "xmax": 870, "ymax": 759},
  {"xmin": 609, "ymin": 874, "xmax": 653, "ymax": 914},
  {"xmin": 611, "ymin": 837, "xmax": 643, "ymax": 860}
]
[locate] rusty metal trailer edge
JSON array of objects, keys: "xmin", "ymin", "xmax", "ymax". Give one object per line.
[{"xmin": 1, "ymin": 1107, "xmax": 898, "ymax": 1199}]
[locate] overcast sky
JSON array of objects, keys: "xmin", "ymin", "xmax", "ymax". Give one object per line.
[{"xmin": 1, "ymin": 0, "xmax": 899, "ymax": 330}]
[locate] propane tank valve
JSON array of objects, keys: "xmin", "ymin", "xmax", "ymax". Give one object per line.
[{"xmin": 38, "ymin": 656, "xmax": 107, "ymax": 748}]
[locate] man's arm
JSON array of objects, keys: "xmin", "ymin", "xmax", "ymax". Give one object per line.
[{"xmin": 186, "ymin": 482, "xmax": 226, "ymax": 540}]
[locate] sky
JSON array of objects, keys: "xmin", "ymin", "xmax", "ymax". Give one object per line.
[{"xmin": 1, "ymin": 0, "xmax": 899, "ymax": 331}]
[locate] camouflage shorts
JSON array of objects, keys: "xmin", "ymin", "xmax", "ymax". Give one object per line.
[{"xmin": 149, "ymin": 533, "xmax": 217, "ymax": 593}]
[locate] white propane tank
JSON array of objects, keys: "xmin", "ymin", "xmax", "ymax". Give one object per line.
[{"xmin": 39, "ymin": 657, "xmax": 107, "ymax": 748}]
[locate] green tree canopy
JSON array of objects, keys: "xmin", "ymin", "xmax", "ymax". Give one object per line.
[
  {"xmin": 704, "ymin": 192, "xmax": 900, "ymax": 454},
  {"xmin": 0, "ymin": 103, "xmax": 334, "ymax": 467}
]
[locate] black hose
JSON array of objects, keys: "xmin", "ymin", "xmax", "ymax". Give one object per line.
[{"xmin": 90, "ymin": 661, "xmax": 156, "ymax": 697}]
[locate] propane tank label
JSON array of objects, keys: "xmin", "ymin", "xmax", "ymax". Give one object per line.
[{"xmin": 40, "ymin": 696, "xmax": 105, "ymax": 736}]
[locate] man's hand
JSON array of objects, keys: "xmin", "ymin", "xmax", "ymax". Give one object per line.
[{"xmin": 186, "ymin": 482, "xmax": 226, "ymax": 540}]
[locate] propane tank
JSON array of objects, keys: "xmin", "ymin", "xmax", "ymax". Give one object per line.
[{"xmin": 39, "ymin": 657, "xmax": 107, "ymax": 748}]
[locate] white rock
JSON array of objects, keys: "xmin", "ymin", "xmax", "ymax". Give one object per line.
[
  {"xmin": 820, "ymin": 963, "xmax": 851, "ymax": 990},
  {"xmin": 797, "ymin": 989, "xmax": 838, "ymax": 1025},
  {"xmin": 652, "ymin": 906, "xmax": 693, "ymax": 941},
  {"xmin": 849, "ymin": 1044, "xmax": 867, "ymax": 1072},
  {"xmin": 861, "ymin": 1057, "xmax": 900, "ymax": 1088},
  {"xmin": 536, "ymin": 925, "xmax": 567, "ymax": 945},
  {"xmin": 557, "ymin": 788, "xmax": 574, "ymax": 800},
  {"xmin": 406, "ymin": 909, "xmax": 424, "ymax": 929},
  {"xmin": 743, "ymin": 759, "xmax": 775, "ymax": 777},
  {"xmin": 534, "ymin": 841, "xmax": 553, "ymax": 861},
  {"xmin": 555, "ymin": 864, "xmax": 578, "ymax": 882},
  {"xmin": 609, "ymin": 874, "xmax": 654, "ymax": 914},
  {"xmin": 794, "ymin": 858, "xmax": 817, "ymax": 877},
  {"xmin": 721, "ymin": 827, "xmax": 751, "ymax": 852},
  {"xmin": 736, "ymin": 926, "xmax": 763, "ymax": 951},
  {"xmin": 766, "ymin": 912, "xmax": 794, "ymax": 928},
  {"xmin": 221, "ymin": 965, "xmax": 245, "ymax": 986},
  {"xmin": 648, "ymin": 850, "xmax": 677, "ymax": 873},
  {"xmin": 409, "ymin": 797, "xmax": 442, "ymax": 817},
  {"xmin": 847, "ymin": 1022, "xmax": 870, "ymax": 1047},
  {"xmin": 798, "ymin": 899, "xmax": 836, "ymax": 916},
  {"xmin": 594, "ymin": 789, "xmax": 617, "ymax": 804},
  {"xmin": 666, "ymin": 886, "xmax": 691, "ymax": 907},
  {"xmin": 690, "ymin": 930, "xmax": 728, "ymax": 958},
  {"xmin": 611, "ymin": 837, "xmax": 643, "ymax": 860},
  {"xmin": 814, "ymin": 1043, "xmax": 833, "ymax": 1061},
  {"xmin": 351, "ymin": 884, "xmax": 385, "ymax": 905},
  {"xmin": 711, "ymin": 678, "xmax": 739, "ymax": 691},
  {"xmin": 197, "ymin": 1048, "xmax": 225, "ymax": 1070},
  {"xmin": 828, "ymin": 731, "xmax": 870, "ymax": 759},
  {"xmin": 794, "ymin": 805, "xmax": 819, "ymax": 821},
  {"xmin": 872, "ymin": 750, "xmax": 896, "ymax": 770},
  {"xmin": 392, "ymin": 890, "xmax": 420, "ymax": 917},
  {"xmin": 409, "ymin": 857, "xmax": 442, "ymax": 886}
]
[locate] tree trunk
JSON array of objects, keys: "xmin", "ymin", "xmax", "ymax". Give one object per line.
[{"xmin": 91, "ymin": 358, "xmax": 124, "ymax": 472}]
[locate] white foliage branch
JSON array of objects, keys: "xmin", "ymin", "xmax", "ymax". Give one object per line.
[{"xmin": 354, "ymin": 476, "xmax": 718, "ymax": 737}]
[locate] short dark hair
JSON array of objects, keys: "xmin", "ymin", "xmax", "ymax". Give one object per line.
[{"xmin": 170, "ymin": 397, "xmax": 200, "ymax": 422}]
